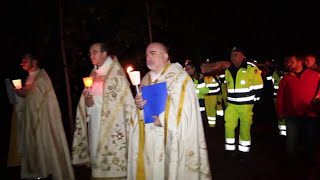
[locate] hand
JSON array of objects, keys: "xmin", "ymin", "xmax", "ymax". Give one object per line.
[
  {"xmin": 15, "ymin": 89, "xmax": 23, "ymax": 97},
  {"xmin": 84, "ymin": 94, "xmax": 94, "ymax": 107},
  {"xmin": 199, "ymin": 73, "xmax": 204, "ymax": 79},
  {"xmin": 15, "ymin": 88, "xmax": 28, "ymax": 98},
  {"xmin": 152, "ymin": 116, "xmax": 162, "ymax": 127},
  {"xmin": 135, "ymin": 94, "xmax": 146, "ymax": 110},
  {"xmin": 83, "ymin": 88, "xmax": 90, "ymax": 96}
]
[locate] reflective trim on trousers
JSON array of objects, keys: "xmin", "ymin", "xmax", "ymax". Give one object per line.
[
  {"xmin": 278, "ymin": 125, "xmax": 286, "ymax": 130},
  {"xmin": 254, "ymin": 97, "xmax": 260, "ymax": 101},
  {"xmin": 266, "ymin": 76, "xmax": 273, "ymax": 80},
  {"xmin": 216, "ymin": 110, "xmax": 224, "ymax": 116},
  {"xmin": 197, "ymin": 83, "xmax": 206, "ymax": 88},
  {"xmin": 219, "ymin": 74, "xmax": 226, "ymax": 78},
  {"xmin": 208, "ymin": 120, "xmax": 216, "ymax": 125},
  {"xmin": 274, "ymin": 92, "xmax": 277, "ymax": 96},
  {"xmin": 280, "ymin": 130, "xmax": 287, "ymax": 136},
  {"xmin": 274, "ymin": 85, "xmax": 279, "ymax": 90},
  {"xmin": 226, "ymin": 138, "xmax": 235, "ymax": 144},
  {"xmin": 225, "ymin": 144, "xmax": 236, "ymax": 151},
  {"xmin": 207, "ymin": 116, "xmax": 216, "ymax": 120},
  {"xmin": 238, "ymin": 145, "xmax": 250, "ymax": 152},
  {"xmin": 239, "ymin": 140, "xmax": 251, "ymax": 146},
  {"xmin": 228, "ymin": 95, "xmax": 255, "ymax": 102},
  {"xmin": 199, "ymin": 107, "xmax": 205, "ymax": 111}
]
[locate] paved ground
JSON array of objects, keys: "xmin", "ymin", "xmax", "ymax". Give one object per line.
[
  {"xmin": 2, "ymin": 83, "xmax": 320, "ymax": 179},
  {"xmin": 4, "ymin": 115, "xmax": 320, "ymax": 180},
  {"xmin": 207, "ymin": 117, "xmax": 320, "ymax": 180}
]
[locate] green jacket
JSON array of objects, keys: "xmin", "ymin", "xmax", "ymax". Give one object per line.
[
  {"xmin": 225, "ymin": 60, "xmax": 264, "ymax": 105},
  {"xmin": 193, "ymin": 77, "xmax": 209, "ymax": 99},
  {"xmin": 272, "ymin": 70, "xmax": 286, "ymax": 97}
]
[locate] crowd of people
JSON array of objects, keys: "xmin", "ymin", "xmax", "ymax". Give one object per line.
[
  {"xmin": 185, "ymin": 48, "xmax": 320, "ymax": 169},
  {"xmin": 6, "ymin": 42, "xmax": 320, "ymax": 180}
]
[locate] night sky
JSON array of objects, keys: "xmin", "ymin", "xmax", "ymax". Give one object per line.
[
  {"xmin": 2, "ymin": 0, "xmax": 320, "ymax": 118},
  {"xmin": 2, "ymin": 1, "xmax": 320, "ymax": 113},
  {"xmin": 2, "ymin": 1, "xmax": 320, "ymax": 67}
]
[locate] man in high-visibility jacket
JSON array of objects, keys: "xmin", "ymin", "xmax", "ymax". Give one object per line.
[
  {"xmin": 224, "ymin": 47, "xmax": 263, "ymax": 159},
  {"xmin": 218, "ymin": 72, "xmax": 228, "ymax": 115},
  {"xmin": 201, "ymin": 59, "xmax": 222, "ymax": 127},
  {"xmin": 204, "ymin": 72, "xmax": 221, "ymax": 127},
  {"xmin": 185, "ymin": 60, "xmax": 210, "ymax": 129},
  {"xmin": 272, "ymin": 69, "xmax": 286, "ymax": 136}
]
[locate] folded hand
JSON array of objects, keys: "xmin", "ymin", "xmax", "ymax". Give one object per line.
[{"xmin": 135, "ymin": 94, "xmax": 146, "ymax": 110}]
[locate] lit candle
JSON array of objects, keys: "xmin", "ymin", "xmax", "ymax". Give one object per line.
[
  {"xmin": 127, "ymin": 66, "xmax": 141, "ymax": 95},
  {"xmin": 12, "ymin": 79, "xmax": 22, "ymax": 89},
  {"xmin": 82, "ymin": 77, "xmax": 93, "ymax": 94}
]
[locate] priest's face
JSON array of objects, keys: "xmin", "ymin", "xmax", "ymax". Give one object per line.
[
  {"xmin": 145, "ymin": 43, "xmax": 169, "ymax": 74},
  {"xmin": 89, "ymin": 44, "xmax": 107, "ymax": 66},
  {"xmin": 20, "ymin": 57, "xmax": 34, "ymax": 72}
]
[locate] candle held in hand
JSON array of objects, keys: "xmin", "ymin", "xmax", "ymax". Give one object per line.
[
  {"xmin": 127, "ymin": 66, "xmax": 141, "ymax": 95},
  {"xmin": 12, "ymin": 79, "xmax": 22, "ymax": 89},
  {"xmin": 82, "ymin": 77, "xmax": 93, "ymax": 88}
]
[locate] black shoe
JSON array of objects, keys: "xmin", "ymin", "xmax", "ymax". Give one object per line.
[
  {"xmin": 239, "ymin": 152, "xmax": 248, "ymax": 163},
  {"xmin": 231, "ymin": 151, "xmax": 239, "ymax": 158},
  {"xmin": 224, "ymin": 150, "xmax": 239, "ymax": 160}
]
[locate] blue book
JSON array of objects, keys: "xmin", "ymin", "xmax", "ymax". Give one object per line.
[{"xmin": 142, "ymin": 82, "xmax": 168, "ymax": 123}]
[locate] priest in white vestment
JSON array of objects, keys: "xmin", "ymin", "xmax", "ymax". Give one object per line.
[
  {"xmin": 8, "ymin": 54, "xmax": 75, "ymax": 180},
  {"xmin": 72, "ymin": 43, "xmax": 137, "ymax": 179},
  {"xmin": 128, "ymin": 42, "xmax": 212, "ymax": 180}
]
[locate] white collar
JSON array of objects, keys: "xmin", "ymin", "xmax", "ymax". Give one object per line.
[
  {"xmin": 150, "ymin": 67, "xmax": 165, "ymax": 82},
  {"xmin": 28, "ymin": 68, "xmax": 40, "ymax": 75},
  {"xmin": 95, "ymin": 56, "xmax": 112, "ymax": 75}
]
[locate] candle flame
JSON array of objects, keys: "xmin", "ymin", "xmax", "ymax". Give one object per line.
[
  {"xmin": 83, "ymin": 77, "xmax": 93, "ymax": 88},
  {"xmin": 127, "ymin": 66, "xmax": 133, "ymax": 73}
]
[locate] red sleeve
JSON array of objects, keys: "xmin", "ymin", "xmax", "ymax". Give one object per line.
[
  {"xmin": 276, "ymin": 77, "xmax": 285, "ymax": 116},
  {"xmin": 317, "ymin": 74, "xmax": 320, "ymax": 98}
]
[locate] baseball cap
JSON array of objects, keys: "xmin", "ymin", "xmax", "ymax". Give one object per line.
[
  {"xmin": 231, "ymin": 46, "xmax": 244, "ymax": 55},
  {"xmin": 184, "ymin": 59, "xmax": 194, "ymax": 67}
]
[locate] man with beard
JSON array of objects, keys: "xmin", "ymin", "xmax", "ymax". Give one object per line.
[{"xmin": 276, "ymin": 55, "xmax": 320, "ymax": 167}]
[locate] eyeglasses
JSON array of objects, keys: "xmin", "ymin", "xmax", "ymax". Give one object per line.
[{"xmin": 88, "ymin": 50, "xmax": 102, "ymax": 56}]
